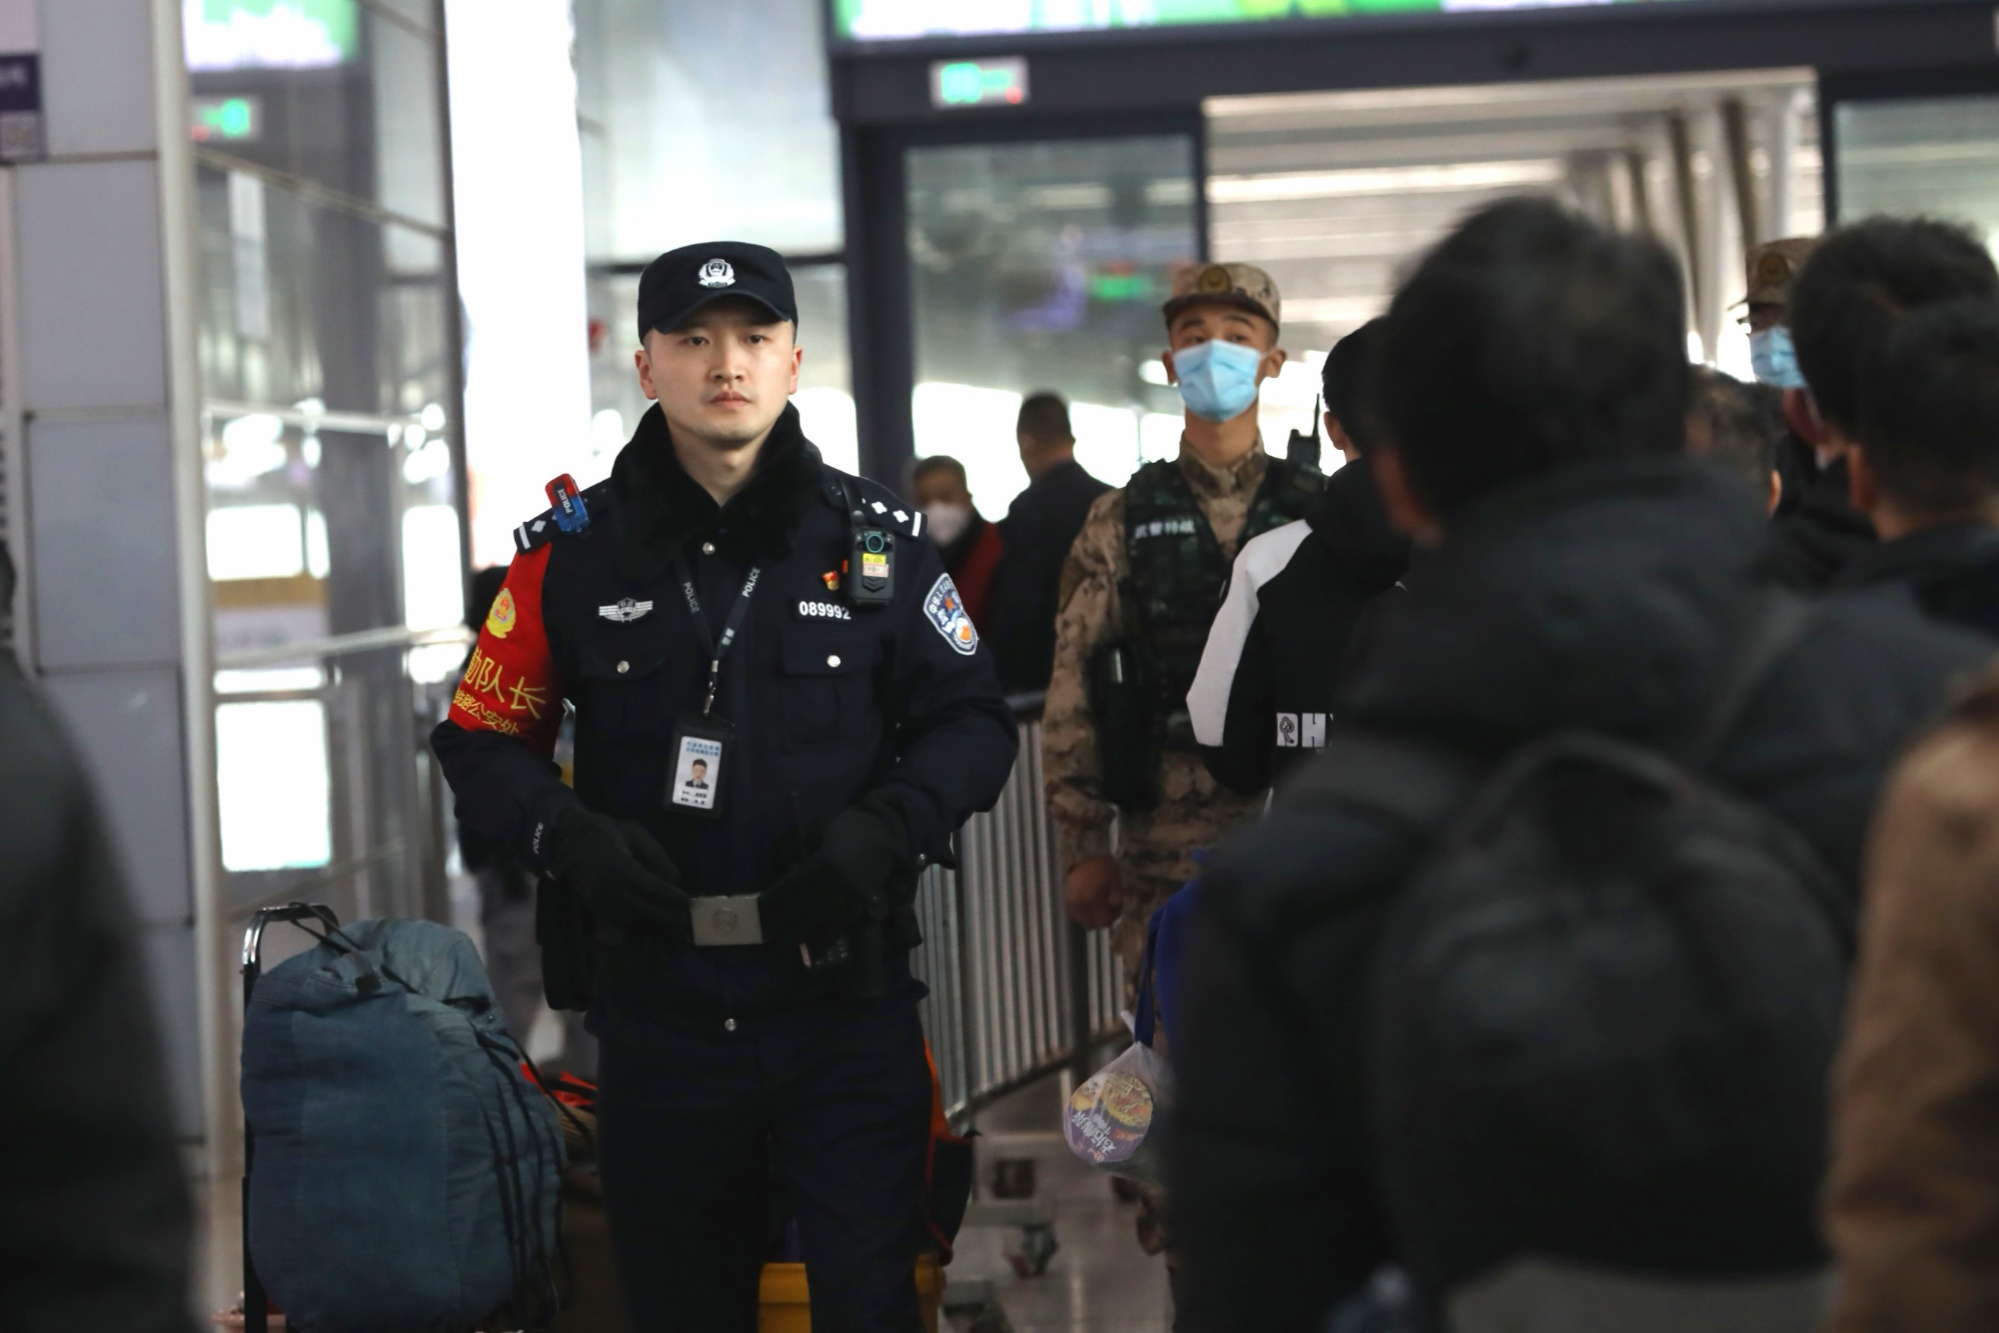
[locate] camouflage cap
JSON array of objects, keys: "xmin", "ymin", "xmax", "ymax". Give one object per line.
[
  {"xmin": 1744, "ymin": 237, "xmax": 1818, "ymax": 308},
  {"xmin": 1163, "ymin": 262, "xmax": 1281, "ymax": 330}
]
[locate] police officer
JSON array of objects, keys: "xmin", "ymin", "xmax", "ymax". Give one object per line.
[{"xmin": 431, "ymin": 241, "xmax": 1016, "ymax": 1332}]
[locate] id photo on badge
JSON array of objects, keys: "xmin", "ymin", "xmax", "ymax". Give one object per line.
[{"xmin": 672, "ymin": 736, "xmax": 722, "ymax": 811}]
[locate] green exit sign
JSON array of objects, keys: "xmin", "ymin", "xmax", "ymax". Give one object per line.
[
  {"xmin": 191, "ymin": 95, "xmax": 262, "ymax": 143},
  {"xmin": 930, "ymin": 57, "xmax": 1029, "ymax": 109}
]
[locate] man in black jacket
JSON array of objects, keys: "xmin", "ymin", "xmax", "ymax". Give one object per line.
[
  {"xmin": 1836, "ymin": 299, "xmax": 1999, "ymax": 637},
  {"xmin": 0, "ymin": 642, "xmax": 195, "ymax": 1333},
  {"xmin": 1169, "ymin": 200, "xmax": 1992, "ymax": 1332},
  {"xmin": 1188, "ymin": 318, "xmax": 1409, "ymax": 793},
  {"xmin": 1780, "ymin": 218, "xmax": 1999, "ymax": 595},
  {"xmin": 987, "ymin": 393, "xmax": 1109, "ymax": 692}
]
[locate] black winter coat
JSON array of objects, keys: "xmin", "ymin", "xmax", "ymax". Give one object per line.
[
  {"xmin": 1169, "ymin": 459, "xmax": 1993, "ymax": 1331},
  {"xmin": 1831, "ymin": 521, "xmax": 1999, "ymax": 641},
  {"xmin": 431, "ymin": 405, "xmax": 1017, "ymax": 1024},
  {"xmin": 988, "ymin": 459, "xmax": 1110, "ymax": 692}
]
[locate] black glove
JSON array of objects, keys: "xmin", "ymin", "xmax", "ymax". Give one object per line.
[
  {"xmin": 759, "ymin": 793, "xmax": 914, "ymax": 948},
  {"xmin": 547, "ymin": 808, "xmax": 692, "ymax": 948}
]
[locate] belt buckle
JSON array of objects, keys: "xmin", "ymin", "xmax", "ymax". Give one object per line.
[{"xmin": 692, "ymin": 893, "xmax": 764, "ymax": 947}]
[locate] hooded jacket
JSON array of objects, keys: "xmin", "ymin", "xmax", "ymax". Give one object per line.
[
  {"xmin": 1169, "ymin": 458, "xmax": 1992, "ymax": 1331},
  {"xmin": 1831, "ymin": 521, "xmax": 1999, "ymax": 640},
  {"xmin": 1187, "ymin": 454, "xmax": 1411, "ymax": 793}
]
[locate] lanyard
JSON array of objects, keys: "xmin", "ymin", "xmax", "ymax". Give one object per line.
[{"xmin": 673, "ymin": 554, "xmax": 762, "ymax": 716}]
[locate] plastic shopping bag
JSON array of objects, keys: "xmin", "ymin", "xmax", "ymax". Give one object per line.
[{"xmin": 1064, "ymin": 1029, "xmax": 1172, "ymax": 1185}]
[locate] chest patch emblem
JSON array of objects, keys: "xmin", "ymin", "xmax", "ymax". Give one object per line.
[
  {"xmin": 797, "ymin": 599, "xmax": 852, "ymax": 622},
  {"xmin": 597, "ymin": 597, "xmax": 654, "ymax": 623},
  {"xmin": 924, "ymin": 574, "xmax": 979, "ymax": 656}
]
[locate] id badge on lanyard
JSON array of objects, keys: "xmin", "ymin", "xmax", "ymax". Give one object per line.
[{"xmin": 667, "ymin": 555, "xmax": 760, "ymax": 820}]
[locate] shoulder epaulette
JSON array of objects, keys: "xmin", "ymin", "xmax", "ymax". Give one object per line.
[
  {"xmin": 820, "ymin": 467, "xmax": 926, "ymax": 540},
  {"xmin": 513, "ymin": 479, "xmax": 614, "ymax": 554}
]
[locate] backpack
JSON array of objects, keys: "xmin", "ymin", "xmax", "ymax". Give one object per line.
[
  {"xmin": 242, "ymin": 918, "xmax": 563, "ymax": 1332},
  {"xmin": 1289, "ymin": 595, "xmax": 1853, "ymax": 1290}
]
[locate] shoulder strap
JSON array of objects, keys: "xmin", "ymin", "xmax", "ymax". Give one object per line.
[
  {"xmin": 1683, "ymin": 591, "xmax": 1815, "ymax": 770},
  {"xmin": 513, "ymin": 479, "xmax": 613, "ymax": 554}
]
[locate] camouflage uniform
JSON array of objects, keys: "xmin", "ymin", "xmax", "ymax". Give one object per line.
[{"xmin": 1044, "ymin": 445, "xmax": 1274, "ymax": 984}]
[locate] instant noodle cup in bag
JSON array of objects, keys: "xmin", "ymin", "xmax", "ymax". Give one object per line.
[{"xmin": 1064, "ymin": 1038, "xmax": 1171, "ymax": 1185}]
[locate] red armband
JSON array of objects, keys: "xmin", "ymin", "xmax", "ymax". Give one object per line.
[{"xmin": 449, "ymin": 545, "xmax": 562, "ymax": 758}]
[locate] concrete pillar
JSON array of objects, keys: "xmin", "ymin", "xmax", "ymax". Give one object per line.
[{"xmin": 1, "ymin": 0, "xmax": 218, "ymax": 1173}]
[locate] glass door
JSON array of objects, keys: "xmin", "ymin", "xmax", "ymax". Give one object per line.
[{"xmin": 903, "ymin": 131, "xmax": 1201, "ymax": 512}]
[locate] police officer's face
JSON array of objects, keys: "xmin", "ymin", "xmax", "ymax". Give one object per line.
[
  {"xmin": 637, "ymin": 299, "xmax": 803, "ymax": 449},
  {"xmin": 1163, "ymin": 303, "xmax": 1286, "ymax": 384}
]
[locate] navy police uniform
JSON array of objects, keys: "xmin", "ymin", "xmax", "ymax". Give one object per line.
[{"xmin": 431, "ymin": 242, "xmax": 1016, "ymax": 1332}]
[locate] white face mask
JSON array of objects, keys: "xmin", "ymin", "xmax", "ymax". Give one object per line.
[{"xmin": 923, "ymin": 502, "xmax": 972, "ymax": 547}]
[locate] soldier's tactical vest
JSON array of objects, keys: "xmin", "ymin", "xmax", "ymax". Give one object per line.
[{"xmin": 1123, "ymin": 456, "xmax": 1321, "ymax": 748}]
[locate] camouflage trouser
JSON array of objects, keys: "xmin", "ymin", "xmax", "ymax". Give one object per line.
[{"xmin": 1109, "ymin": 750, "xmax": 1264, "ymax": 1003}]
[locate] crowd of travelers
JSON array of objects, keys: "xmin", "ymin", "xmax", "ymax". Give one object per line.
[
  {"xmin": 1149, "ymin": 202, "xmax": 1999, "ymax": 1332},
  {"xmin": 13, "ymin": 185, "xmax": 1999, "ymax": 1332}
]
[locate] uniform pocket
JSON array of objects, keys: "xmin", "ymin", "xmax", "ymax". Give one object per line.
[
  {"xmin": 573, "ymin": 623, "xmax": 676, "ymax": 740},
  {"xmin": 778, "ymin": 629, "xmax": 882, "ymax": 751}
]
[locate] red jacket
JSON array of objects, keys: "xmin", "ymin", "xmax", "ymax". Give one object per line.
[{"xmin": 945, "ymin": 515, "xmax": 1004, "ymax": 632}]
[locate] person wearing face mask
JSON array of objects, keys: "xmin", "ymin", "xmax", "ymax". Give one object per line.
[
  {"xmin": 1045, "ymin": 261, "xmax": 1321, "ymax": 978},
  {"xmin": 911, "ymin": 455, "xmax": 1004, "ymax": 632}
]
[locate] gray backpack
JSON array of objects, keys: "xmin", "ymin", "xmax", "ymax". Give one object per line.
[{"xmin": 242, "ymin": 917, "xmax": 563, "ymax": 1332}]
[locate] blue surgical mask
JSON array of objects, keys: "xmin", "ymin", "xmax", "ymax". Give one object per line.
[
  {"xmin": 1171, "ymin": 339, "xmax": 1265, "ymax": 422},
  {"xmin": 1750, "ymin": 326, "xmax": 1807, "ymax": 390}
]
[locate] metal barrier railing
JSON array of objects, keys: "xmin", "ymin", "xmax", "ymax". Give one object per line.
[{"xmin": 911, "ymin": 699, "xmax": 1123, "ymax": 1125}]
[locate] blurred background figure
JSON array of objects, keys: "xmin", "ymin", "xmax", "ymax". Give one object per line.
[
  {"xmin": 1687, "ymin": 366, "xmax": 1784, "ymax": 513},
  {"xmin": 1834, "ymin": 295, "xmax": 1999, "ymax": 638},
  {"xmin": 1789, "ymin": 218, "xmax": 1999, "ymax": 604},
  {"xmin": 1827, "ymin": 669, "xmax": 1999, "ymax": 1333},
  {"xmin": 912, "ymin": 455, "xmax": 1005, "ymax": 631},
  {"xmin": 988, "ymin": 394, "xmax": 1110, "ymax": 694},
  {"xmin": 0, "ymin": 640, "xmax": 195, "ymax": 1332}
]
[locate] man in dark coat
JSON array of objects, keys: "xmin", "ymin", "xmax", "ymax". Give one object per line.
[
  {"xmin": 1782, "ymin": 217, "xmax": 1999, "ymax": 596},
  {"xmin": 0, "ymin": 629, "xmax": 196, "ymax": 1333},
  {"xmin": 987, "ymin": 392, "xmax": 1109, "ymax": 692},
  {"xmin": 1168, "ymin": 200, "xmax": 1992, "ymax": 1333},
  {"xmin": 1816, "ymin": 240, "xmax": 1999, "ymax": 639}
]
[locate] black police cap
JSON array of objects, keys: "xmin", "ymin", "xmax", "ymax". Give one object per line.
[{"xmin": 636, "ymin": 241, "xmax": 798, "ymax": 342}]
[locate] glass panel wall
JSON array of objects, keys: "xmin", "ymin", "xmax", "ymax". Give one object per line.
[
  {"xmin": 1836, "ymin": 94, "xmax": 1999, "ymax": 241},
  {"xmin": 573, "ymin": 0, "xmax": 856, "ymax": 475},
  {"xmin": 187, "ymin": 0, "xmax": 463, "ymax": 927},
  {"xmin": 907, "ymin": 136, "xmax": 1199, "ymax": 513}
]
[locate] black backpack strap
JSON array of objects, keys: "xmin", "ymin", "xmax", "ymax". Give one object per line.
[
  {"xmin": 1278, "ymin": 730, "xmax": 1485, "ymax": 837},
  {"xmin": 1683, "ymin": 591, "xmax": 1816, "ymax": 771}
]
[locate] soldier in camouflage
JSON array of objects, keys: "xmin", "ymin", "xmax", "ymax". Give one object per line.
[{"xmin": 1044, "ymin": 261, "xmax": 1321, "ymax": 986}]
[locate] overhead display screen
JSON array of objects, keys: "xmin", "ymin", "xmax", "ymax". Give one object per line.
[{"xmin": 838, "ymin": 0, "xmax": 1693, "ymax": 42}]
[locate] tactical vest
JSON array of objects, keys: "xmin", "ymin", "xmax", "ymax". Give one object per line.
[{"xmin": 1123, "ymin": 455, "xmax": 1321, "ymax": 748}]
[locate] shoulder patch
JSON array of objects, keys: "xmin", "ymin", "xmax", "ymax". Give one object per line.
[
  {"xmin": 514, "ymin": 480, "xmax": 613, "ymax": 553},
  {"xmin": 924, "ymin": 574, "xmax": 980, "ymax": 656}
]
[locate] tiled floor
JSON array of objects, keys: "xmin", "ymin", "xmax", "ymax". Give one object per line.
[{"xmin": 945, "ymin": 1075, "xmax": 1175, "ymax": 1333}]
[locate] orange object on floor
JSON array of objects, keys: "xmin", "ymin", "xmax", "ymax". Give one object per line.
[{"xmin": 758, "ymin": 1256, "xmax": 943, "ymax": 1333}]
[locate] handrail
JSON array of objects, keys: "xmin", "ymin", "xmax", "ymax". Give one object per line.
[
  {"xmin": 913, "ymin": 711, "xmax": 1121, "ymax": 1127},
  {"xmin": 215, "ymin": 624, "xmax": 470, "ymax": 671}
]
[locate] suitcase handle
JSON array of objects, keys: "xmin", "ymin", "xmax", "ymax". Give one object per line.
[{"xmin": 241, "ymin": 902, "xmax": 339, "ymax": 1333}]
